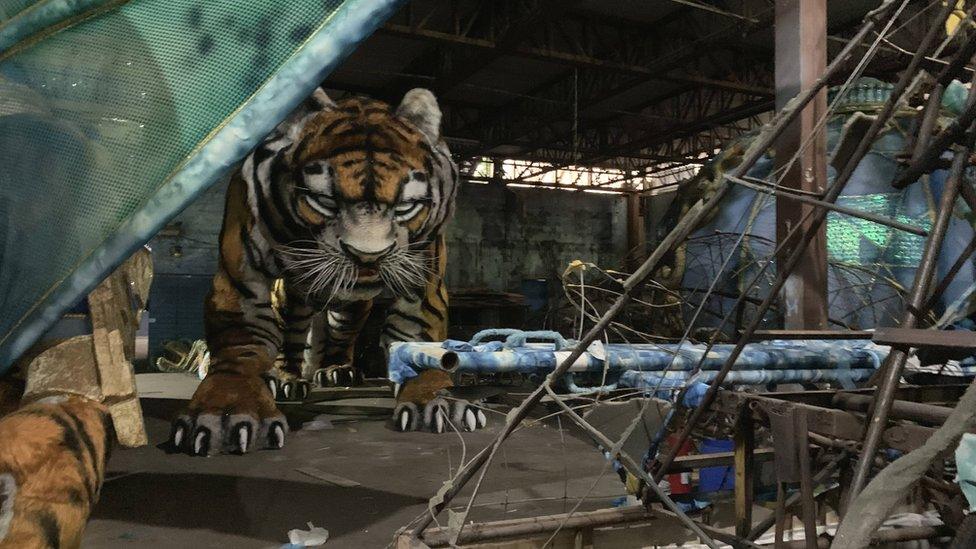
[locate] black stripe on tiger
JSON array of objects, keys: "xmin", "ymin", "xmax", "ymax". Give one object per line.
[
  {"xmin": 33, "ymin": 510, "xmax": 61, "ymax": 549},
  {"xmin": 19, "ymin": 411, "xmax": 96, "ymax": 507}
]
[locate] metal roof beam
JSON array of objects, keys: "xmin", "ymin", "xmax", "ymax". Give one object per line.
[{"xmin": 380, "ymin": 24, "xmax": 773, "ymax": 96}]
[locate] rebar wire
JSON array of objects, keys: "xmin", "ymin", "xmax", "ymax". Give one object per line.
[
  {"xmin": 771, "ymin": 1, "xmax": 971, "ymax": 189},
  {"xmin": 666, "ymin": 0, "xmax": 759, "ymax": 23},
  {"xmin": 542, "ymin": 459, "xmax": 614, "ymax": 547},
  {"xmin": 543, "ymin": 1, "xmax": 920, "ymax": 529}
]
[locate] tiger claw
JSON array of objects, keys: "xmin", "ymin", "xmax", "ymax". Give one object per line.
[
  {"xmin": 174, "ymin": 374, "xmax": 287, "ymax": 455},
  {"xmin": 263, "ymin": 374, "xmax": 310, "ymax": 402},
  {"xmin": 192, "ymin": 427, "xmax": 210, "ymax": 456},
  {"xmin": 267, "ymin": 421, "xmax": 286, "ymax": 449},
  {"xmin": 264, "ymin": 376, "xmax": 279, "ymax": 400},
  {"xmin": 279, "ymin": 380, "xmax": 311, "ymax": 402},
  {"xmin": 393, "ymin": 402, "xmax": 420, "ymax": 432},
  {"xmin": 313, "ymin": 365, "xmax": 359, "ymax": 388},
  {"xmin": 391, "ymin": 399, "xmax": 488, "ymax": 433},
  {"xmin": 231, "ymin": 422, "xmax": 252, "ymax": 454},
  {"xmin": 170, "ymin": 417, "xmax": 191, "ymax": 450}
]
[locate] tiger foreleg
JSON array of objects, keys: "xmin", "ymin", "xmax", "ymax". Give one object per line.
[
  {"xmin": 171, "ymin": 175, "xmax": 289, "ymax": 456},
  {"xmin": 172, "ymin": 364, "xmax": 287, "ymax": 456},
  {"xmin": 267, "ymin": 295, "xmax": 314, "ymax": 402},
  {"xmin": 174, "ymin": 311, "xmax": 288, "ymax": 457},
  {"xmin": 309, "ymin": 300, "xmax": 373, "ymax": 388},
  {"xmin": 385, "ymin": 238, "xmax": 487, "ymax": 433}
]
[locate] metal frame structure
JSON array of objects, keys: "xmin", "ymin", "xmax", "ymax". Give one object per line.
[
  {"xmin": 324, "ymin": 0, "xmax": 919, "ymax": 191},
  {"xmin": 391, "ymin": 1, "xmax": 976, "ymax": 546}
]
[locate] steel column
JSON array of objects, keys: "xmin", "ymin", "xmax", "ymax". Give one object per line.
[
  {"xmin": 626, "ymin": 192, "xmax": 647, "ymax": 271},
  {"xmin": 774, "ymin": 0, "xmax": 828, "ymax": 330}
]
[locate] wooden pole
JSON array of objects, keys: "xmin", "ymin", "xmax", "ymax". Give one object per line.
[{"xmin": 735, "ymin": 402, "xmax": 756, "ymax": 538}]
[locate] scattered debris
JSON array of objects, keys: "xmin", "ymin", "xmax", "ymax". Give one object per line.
[
  {"xmin": 285, "ymin": 522, "xmax": 329, "ymax": 547},
  {"xmin": 154, "ymin": 339, "xmax": 209, "ymax": 380}
]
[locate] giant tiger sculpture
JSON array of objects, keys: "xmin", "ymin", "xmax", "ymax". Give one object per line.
[{"xmin": 170, "ymin": 88, "xmax": 485, "ymax": 456}]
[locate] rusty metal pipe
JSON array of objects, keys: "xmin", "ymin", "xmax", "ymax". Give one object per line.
[
  {"xmin": 848, "ymin": 140, "xmax": 972, "ymax": 502},
  {"xmin": 832, "ymin": 392, "xmax": 951, "ymax": 426}
]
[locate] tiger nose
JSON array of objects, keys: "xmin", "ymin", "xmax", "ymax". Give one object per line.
[{"xmin": 339, "ymin": 240, "xmax": 395, "ymax": 264}]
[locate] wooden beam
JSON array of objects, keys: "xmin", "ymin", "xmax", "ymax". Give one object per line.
[
  {"xmin": 872, "ymin": 327, "xmax": 976, "ymax": 352},
  {"xmin": 667, "ymin": 447, "xmax": 775, "ymax": 473},
  {"xmin": 416, "ymin": 505, "xmax": 656, "ymax": 547},
  {"xmin": 735, "ymin": 402, "xmax": 756, "ymax": 538}
]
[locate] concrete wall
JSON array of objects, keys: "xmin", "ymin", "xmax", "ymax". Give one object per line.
[
  {"xmin": 444, "ymin": 183, "xmax": 627, "ymax": 290},
  {"xmin": 146, "ymin": 179, "xmax": 629, "ymax": 359},
  {"xmin": 150, "ymin": 180, "xmax": 629, "ymax": 288}
]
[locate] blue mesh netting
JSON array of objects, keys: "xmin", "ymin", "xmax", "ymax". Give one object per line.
[{"xmin": 0, "ymin": 0, "xmax": 405, "ymax": 369}]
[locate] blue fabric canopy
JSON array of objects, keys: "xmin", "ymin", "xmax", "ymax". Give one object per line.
[{"xmin": 0, "ymin": 0, "xmax": 405, "ymax": 370}]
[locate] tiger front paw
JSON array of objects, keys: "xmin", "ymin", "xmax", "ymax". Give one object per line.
[
  {"xmin": 313, "ymin": 364, "xmax": 362, "ymax": 388},
  {"xmin": 171, "ymin": 372, "xmax": 287, "ymax": 456},
  {"xmin": 392, "ymin": 397, "xmax": 488, "ymax": 433}
]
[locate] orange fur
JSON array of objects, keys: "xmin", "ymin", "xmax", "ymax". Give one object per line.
[{"xmin": 0, "ymin": 396, "xmax": 112, "ymax": 549}]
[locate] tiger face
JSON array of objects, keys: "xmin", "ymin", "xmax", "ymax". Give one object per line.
[{"xmin": 275, "ymin": 89, "xmax": 456, "ymax": 304}]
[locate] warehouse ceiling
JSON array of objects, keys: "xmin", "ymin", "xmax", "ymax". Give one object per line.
[{"xmin": 322, "ymin": 0, "xmax": 930, "ymax": 189}]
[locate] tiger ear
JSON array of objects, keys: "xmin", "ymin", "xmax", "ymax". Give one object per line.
[
  {"xmin": 286, "ymin": 112, "xmax": 318, "ymax": 143},
  {"xmin": 309, "ymin": 87, "xmax": 336, "ymax": 110},
  {"xmin": 396, "ymin": 88, "xmax": 441, "ymax": 141},
  {"xmin": 281, "ymin": 88, "xmax": 334, "ymax": 143}
]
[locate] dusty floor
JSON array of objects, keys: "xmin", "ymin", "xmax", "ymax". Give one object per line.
[{"xmin": 83, "ymin": 374, "xmax": 629, "ymax": 548}]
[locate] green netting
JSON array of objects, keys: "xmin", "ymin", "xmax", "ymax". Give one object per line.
[
  {"xmin": 0, "ymin": 0, "xmax": 404, "ymax": 369},
  {"xmin": 0, "ymin": 1, "xmax": 41, "ymax": 21},
  {"xmin": 826, "ymin": 194, "xmax": 932, "ymax": 266}
]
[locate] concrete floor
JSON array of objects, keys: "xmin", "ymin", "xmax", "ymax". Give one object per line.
[{"xmin": 83, "ymin": 374, "xmax": 628, "ymax": 548}]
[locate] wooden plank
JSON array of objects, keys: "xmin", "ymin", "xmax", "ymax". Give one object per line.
[
  {"xmin": 796, "ymin": 412, "xmax": 818, "ymax": 549},
  {"xmin": 872, "ymin": 327, "xmax": 976, "ymax": 352},
  {"xmin": 667, "ymin": 448, "xmax": 775, "ymax": 472},
  {"xmin": 714, "ymin": 393, "xmax": 937, "ymax": 453},
  {"xmin": 746, "ymin": 330, "xmax": 874, "ymax": 340},
  {"xmin": 420, "ymin": 505, "xmax": 655, "ymax": 547},
  {"xmin": 648, "ymin": 508, "xmax": 762, "ymax": 549}
]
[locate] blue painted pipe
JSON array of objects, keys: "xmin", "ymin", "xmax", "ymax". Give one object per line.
[
  {"xmin": 618, "ymin": 368, "xmax": 876, "ymax": 389},
  {"xmin": 387, "ymin": 329, "xmax": 976, "ymax": 388}
]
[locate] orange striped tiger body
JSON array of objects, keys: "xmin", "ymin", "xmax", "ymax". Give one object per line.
[
  {"xmin": 0, "ymin": 395, "xmax": 112, "ymax": 549},
  {"xmin": 172, "ymin": 88, "xmax": 481, "ymax": 456}
]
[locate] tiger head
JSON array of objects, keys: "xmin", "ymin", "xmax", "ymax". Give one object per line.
[{"xmin": 273, "ymin": 89, "xmax": 457, "ymax": 303}]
